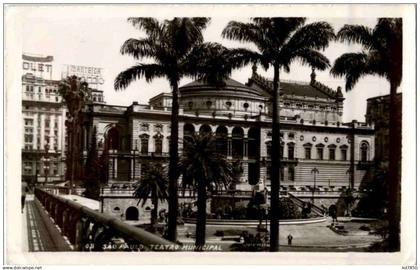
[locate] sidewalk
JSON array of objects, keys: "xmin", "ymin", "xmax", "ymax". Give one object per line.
[{"xmin": 23, "ymin": 195, "xmax": 57, "ymax": 251}]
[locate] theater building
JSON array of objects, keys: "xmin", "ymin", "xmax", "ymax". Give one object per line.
[{"xmin": 81, "ymin": 66, "xmax": 375, "ymax": 220}]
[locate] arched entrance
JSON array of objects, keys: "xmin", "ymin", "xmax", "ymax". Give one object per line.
[
  {"xmin": 232, "ymin": 127, "xmax": 244, "ymax": 158},
  {"xmin": 125, "ymin": 206, "xmax": 139, "ymax": 221},
  {"xmin": 106, "ymin": 127, "xmax": 121, "ymax": 150},
  {"xmin": 215, "ymin": 126, "xmax": 228, "ymax": 156},
  {"xmin": 199, "ymin": 124, "xmax": 212, "ymax": 136}
]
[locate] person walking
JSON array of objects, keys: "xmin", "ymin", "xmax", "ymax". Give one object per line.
[
  {"xmin": 21, "ymin": 182, "xmax": 29, "ymax": 213},
  {"xmin": 287, "ymin": 233, "xmax": 293, "ymax": 246}
]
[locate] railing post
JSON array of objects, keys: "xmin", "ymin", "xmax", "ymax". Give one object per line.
[
  {"xmin": 68, "ymin": 211, "xmax": 80, "ymax": 245},
  {"xmin": 62, "ymin": 209, "xmax": 68, "ymax": 236},
  {"xmin": 74, "ymin": 217, "xmax": 87, "ymax": 251}
]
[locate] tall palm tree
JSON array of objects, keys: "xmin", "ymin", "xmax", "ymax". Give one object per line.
[
  {"xmin": 222, "ymin": 18, "xmax": 335, "ymax": 251},
  {"xmin": 115, "ymin": 18, "xmax": 237, "ymax": 241},
  {"xmin": 134, "ymin": 162, "xmax": 168, "ymax": 227},
  {"xmin": 58, "ymin": 75, "xmax": 89, "ymax": 195},
  {"xmin": 179, "ymin": 133, "xmax": 234, "ymax": 250},
  {"xmin": 331, "ymin": 18, "xmax": 402, "ymax": 251}
]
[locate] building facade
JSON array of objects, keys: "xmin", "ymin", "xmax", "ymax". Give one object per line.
[
  {"xmin": 22, "ymin": 54, "xmax": 67, "ymax": 184},
  {"xmin": 21, "ymin": 53, "xmax": 105, "ymax": 185},
  {"xmin": 365, "ymin": 93, "xmax": 402, "ymax": 166},
  {"xmin": 81, "ymin": 67, "xmax": 375, "ymax": 220}
]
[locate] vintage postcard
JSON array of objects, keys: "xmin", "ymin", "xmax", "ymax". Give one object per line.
[{"xmin": 3, "ymin": 3, "xmax": 417, "ymax": 266}]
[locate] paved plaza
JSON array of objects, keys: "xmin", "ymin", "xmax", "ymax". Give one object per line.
[{"xmin": 23, "ymin": 194, "xmax": 382, "ymax": 252}]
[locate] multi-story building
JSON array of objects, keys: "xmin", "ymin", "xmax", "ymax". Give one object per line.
[
  {"xmin": 21, "ymin": 54, "xmax": 66, "ymax": 184},
  {"xmin": 80, "ymin": 66, "xmax": 375, "ymax": 220},
  {"xmin": 21, "ymin": 53, "xmax": 105, "ymax": 185}
]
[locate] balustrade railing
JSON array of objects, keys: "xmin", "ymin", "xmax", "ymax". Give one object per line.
[{"xmin": 35, "ymin": 188, "xmax": 178, "ymax": 251}]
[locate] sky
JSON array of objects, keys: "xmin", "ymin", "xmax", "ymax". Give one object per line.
[{"xmin": 19, "ymin": 6, "xmax": 393, "ymax": 122}]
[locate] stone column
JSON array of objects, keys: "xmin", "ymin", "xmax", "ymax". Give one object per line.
[
  {"xmin": 227, "ymin": 127, "xmax": 233, "ymax": 160},
  {"xmin": 243, "ymin": 137, "xmax": 248, "ymax": 160},
  {"xmin": 227, "ymin": 136, "xmax": 232, "ymax": 160}
]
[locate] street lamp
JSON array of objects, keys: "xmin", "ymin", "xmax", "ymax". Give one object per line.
[
  {"xmin": 311, "ymin": 168, "xmax": 319, "ymax": 203},
  {"xmin": 43, "ymin": 143, "xmax": 50, "ymax": 186}
]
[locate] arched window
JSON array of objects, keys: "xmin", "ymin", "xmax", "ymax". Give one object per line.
[
  {"xmin": 360, "ymin": 141, "xmax": 369, "ymax": 162},
  {"xmin": 328, "ymin": 144, "xmax": 337, "ymax": 160},
  {"xmin": 199, "ymin": 124, "xmax": 212, "ymax": 136},
  {"xmin": 248, "ymin": 127, "xmax": 260, "ymax": 159},
  {"xmin": 183, "ymin": 123, "xmax": 195, "ymax": 145},
  {"xmin": 107, "ymin": 127, "xmax": 120, "ymax": 150},
  {"xmin": 215, "ymin": 126, "xmax": 228, "ymax": 156},
  {"xmin": 154, "ymin": 134, "xmax": 163, "ymax": 155},
  {"xmin": 340, "ymin": 145, "xmax": 348, "ymax": 161},
  {"xmin": 125, "ymin": 207, "xmax": 139, "ymax": 221},
  {"xmin": 232, "ymin": 127, "xmax": 244, "ymax": 158},
  {"xmin": 184, "ymin": 123, "xmax": 195, "ymax": 137},
  {"xmin": 287, "ymin": 142, "xmax": 295, "ymax": 159},
  {"xmin": 140, "ymin": 134, "xmax": 149, "ymax": 154},
  {"xmin": 303, "ymin": 143, "xmax": 312, "ymax": 159},
  {"xmin": 316, "ymin": 143, "xmax": 324, "ymax": 160}
]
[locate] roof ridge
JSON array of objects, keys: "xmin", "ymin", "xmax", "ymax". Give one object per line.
[
  {"xmin": 309, "ymin": 80, "xmax": 336, "ymax": 98},
  {"xmin": 249, "ymin": 71, "xmax": 339, "ymax": 99}
]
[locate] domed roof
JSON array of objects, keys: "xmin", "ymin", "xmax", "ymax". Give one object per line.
[{"xmin": 179, "ymin": 78, "xmax": 264, "ymax": 99}]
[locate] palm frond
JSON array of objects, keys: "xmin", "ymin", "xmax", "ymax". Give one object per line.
[
  {"xmin": 337, "ymin": 24, "xmax": 374, "ymax": 49},
  {"xmin": 120, "ymin": 38, "xmax": 156, "ymax": 60},
  {"xmin": 179, "ymin": 133, "xmax": 234, "ymax": 191},
  {"xmin": 228, "ymin": 48, "xmax": 262, "ymax": 70},
  {"xmin": 253, "ymin": 17, "xmax": 306, "ymax": 47},
  {"xmin": 191, "ymin": 17, "xmax": 211, "ymax": 30},
  {"xmin": 128, "ymin": 17, "xmax": 162, "ymax": 38},
  {"xmin": 222, "ymin": 21, "xmax": 265, "ymax": 49},
  {"xmin": 165, "ymin": 18, "xmax": 210, "ymax": 58},
  {"xmin": 288, "ymin": 48, "xmax": 331, "ymax": 71},
  {"xmin": 284, "ymin": 21, "xmax": 335, "ymax": 52},
  {"xmin": 330, "ymin": 52, "xmax": 369, "ymax": 91},
  {"xmin": 133, "ymin": 162, "xmax": 168, "ymax": 206},
  {"xmin": 114, "ymin": 64, "xmax": 166, "ymax": 90},
  {"xmin": 182, "ymin": 42, "xmax": 234, "ymax": 86}
]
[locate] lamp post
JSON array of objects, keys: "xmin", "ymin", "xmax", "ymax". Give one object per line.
[
  {"xmin": 311, "ymin": 168, "xmax": 319, "ymax": 203},
  {"xmin": 43, "ymin": 143, "xmax": 50, "ymax": 186}
]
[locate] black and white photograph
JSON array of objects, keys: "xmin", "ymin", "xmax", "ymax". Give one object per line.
[{"xmin": 3, "ymin": 3, "xmax": 417, "ymax": 266}]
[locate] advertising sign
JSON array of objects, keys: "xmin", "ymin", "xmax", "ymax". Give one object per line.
[
  {"xmin": 62, "ymin": 64, "xmax": 105, "ymax": 88},
  {"xmin": 22, "ymin": 54, "xmax": 54, "ymax": 80}
]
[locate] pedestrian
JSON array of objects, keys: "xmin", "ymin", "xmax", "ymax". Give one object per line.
[
  {"xmin": 21, "ymin": 182, "xmax": 29, "ymax": 213},
  {"xmin": 287, "ymin": 233, "xmax": 293, "ymax": 246}
]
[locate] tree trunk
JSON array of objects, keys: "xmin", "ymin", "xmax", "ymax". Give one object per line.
[
  {"xmin": 70, "ymin": 120, "xmax": 77, "ymax": 195},
  {"xmin": 195, "ymin": 176, "xmax": 207, "ymax": 250},
  {"xmin": 269, "ymin": 64, "xmax": 280, "ymax": 252},
  {"xmin": 151, "ymin": 189, "xmax": 158, "ymax": 227},
  {"xmin": 167, "ymin": 81, "xmax": 180, "ymax": 242},
  {"xmin": 388, "ymin": 82, "xmax": 401, "ymax": 251}
]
